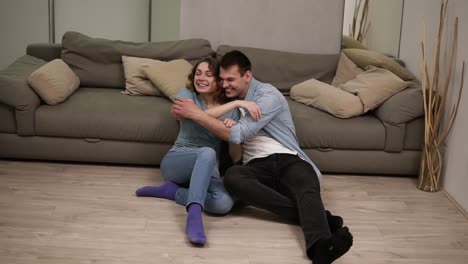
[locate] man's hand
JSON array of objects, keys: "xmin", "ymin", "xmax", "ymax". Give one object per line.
[
  {"xmin": 237, "ymin": 101, "xmax": 262, "ymax": 121},
  {"xmin": 171, "ymin": 98, "xmax": 203, "ymax": 120}
]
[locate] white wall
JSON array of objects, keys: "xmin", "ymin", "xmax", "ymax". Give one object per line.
[
  {"xmin": 343, "ymin": 0, "xmax": 403, "ymax": 57},
  {"xmin": 400, "ymin": 0, "xmax": 468, "ymax": 213},
  {"xmin": 364, "ymin": 0, "xmax": 403, "ymax": 57},
  {"xmin": 342, "ymin": 0, "xmax": 356, "ymax": 36},
  {"xmin": 1, "ymin": 0, "xmax": 344, "ymax": 68},
  {"xmin": 151, "ymin": 0, "xmax": 180, "ymax": 42},
  {"xmin": 55, "ymin": 0, "xmax": 149, "ymax": 42},
  {"xmin": 0, "ymin": 0, "xmax": 49, "ymax": 69},
  {"xmin": 180, "ymin": 0, "xmax": 344, "ymax": 54}
]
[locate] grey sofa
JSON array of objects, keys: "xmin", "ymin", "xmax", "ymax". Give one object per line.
[{"xmin": 0, "ymin": 32, "xmax": 424, "ymax": 175}]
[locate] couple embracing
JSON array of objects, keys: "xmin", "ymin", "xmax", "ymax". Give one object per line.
[{"xmin": 136, "ymin": 50, "xmax": 353, "ymax": 264}]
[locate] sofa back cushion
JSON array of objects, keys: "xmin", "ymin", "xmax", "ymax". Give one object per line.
[
  {"xmin": 61, "ymin": 31, "xmax": 214, "ymax": 88},
  {"xmin": 216, "ymin": 45, "xmax": 339, "ymax": 95}
]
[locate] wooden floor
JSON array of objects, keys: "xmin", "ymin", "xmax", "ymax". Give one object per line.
[{"xmin": 0, "ymin": 160, "xmax": 467, "ymax": 264}]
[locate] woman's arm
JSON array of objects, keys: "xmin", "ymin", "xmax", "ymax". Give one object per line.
[
  {"xmin": 204, "ymin": 100, "xmax": 241, "ymax": 117},
  {"xmin": 205, "ymin": 100, "xmax": 262, "ymax": 121}
]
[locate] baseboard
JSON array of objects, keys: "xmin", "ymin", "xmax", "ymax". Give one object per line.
[{"xmin": 443, "ymin": 189, "xmax": 468, "ymax": 219}]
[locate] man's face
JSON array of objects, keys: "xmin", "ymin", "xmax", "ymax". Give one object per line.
[{"xmin": 219, "ymin": 65, "xmax": 251, "ymax": 99}]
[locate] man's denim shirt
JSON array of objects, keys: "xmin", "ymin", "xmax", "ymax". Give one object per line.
[{"xmin": 229, "ymin": 78, "xmax": 322, "ymax": 178}]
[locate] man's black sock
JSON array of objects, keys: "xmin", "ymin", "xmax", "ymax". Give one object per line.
[
  {"xmin": 307, "ymin": 226, "xmax": 353, "ymax": 264},
  {"xmin": 326, "ymin": 210, "xmax": 343, "ymax": 233}
]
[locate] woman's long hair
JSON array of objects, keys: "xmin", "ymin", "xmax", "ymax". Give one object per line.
[{"xmin": 186, "ymin": 57, "xmax": 227, "ymax": 104}]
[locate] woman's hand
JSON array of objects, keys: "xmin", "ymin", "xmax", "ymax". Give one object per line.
[
  {"xmin": 237, "ymin": 100, "xmax": 262, "ymax": 121},
  {"xmin": 223, "ymin": 118, "xmax": 237, "ymax": 128},
  {"xmin": 172, "ymin": 98, "xmax": 201, "ymax": 120}
]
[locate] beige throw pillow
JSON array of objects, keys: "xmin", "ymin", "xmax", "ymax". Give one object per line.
[
  {"xmin": 121, "ymin": 56, "xmax": 165, "ymax": 96},
  {"xmin": 27, "ymin": 59, "xmax": 80, "ymax": 105},
  {"xmin": 143, "ymin": 59, "xmax": 192, "ymax": 102},
  {"xmin": 343, "ymin": 49, "xmax": 414, "ymax": 80},
  {"xmin": 331, "ymin": 51, "xmax": 364, "ymax": 87},
  {"xmin": 290, "ymin": 79, "xmax": 364, "ymax": 118},
  {"xmin": 339, "ymin": 66, "xmax": 413, "ymax": 112}
]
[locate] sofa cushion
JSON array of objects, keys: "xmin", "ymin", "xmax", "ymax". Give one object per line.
[
  {"xmin": 28, "ymin": 59, "xmax": 80, "ymax": 105},
  {"xmin": 290, "ymin": 79, "xmax": 363, "ymax": 118},
  {"xmin": 339, "ymin": 66, "xmax": 413, "ymax": 112},
  {"xmin": 121, "ymin": 56, "xmax": 165, "ymax": 96},
  {"xmin": 331, "ymin": 51, "xmax": 364, "ymax": 87},
  {"xmin": 143, "ymin": 59, "xmax": 192, "ymax": 102},
  {"xmin": 216, "ymin": 45, "xmax": 339, "ymax": 95},
  {"xmin": 61, "ymin": 31, "xmax": 214, "ymax": 88},
  {"xmin": 35, "ymin": 88, "xmax": 179, "ymax": 143},
  {"xmin": 343, "ymin": 49, "xmax": 414, "ymax": 80},
  {"xmin": 27, "ymin": 43, "xmax": 62, "ymax": 62},
  {"xmin": 287, "ymin": 98, "xmax": 385, "ymax": 150}
]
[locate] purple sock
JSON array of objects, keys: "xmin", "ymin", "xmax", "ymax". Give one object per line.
[
  {"xmin": 135, "ymin": 181, "xmax": 180, "ymax": 200},
  {"xmin": 186, "ymin": 203, "xmax": 206, "ymax": 245}
]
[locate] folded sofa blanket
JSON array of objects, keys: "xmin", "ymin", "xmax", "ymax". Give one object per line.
[
  {"xmin": 290, "ymin": 79, "xmax": 363, "ymax": 118},
  {"xmin": 290, "ymin": 66, "xmax": 413, "ymax": 118}
]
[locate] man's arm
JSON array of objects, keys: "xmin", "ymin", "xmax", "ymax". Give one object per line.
[
  {"xmin": 204, "ymin": 100, "xmax": 239, "ymax": 118},
  {"xmin": 229, "ymin": 92, "xmax": 283, "ymax": 144}
]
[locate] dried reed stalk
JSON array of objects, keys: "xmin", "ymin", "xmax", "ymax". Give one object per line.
[
  {"xmin": 350, "ymin": 0, "xmax": 370, "ymax": 43},
  {"xmin": 418, "ymin": 0, "xmax": 465, "ymax": 192}
]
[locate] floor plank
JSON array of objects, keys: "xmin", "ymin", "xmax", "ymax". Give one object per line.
[{"xmin": 0, "ymin": 160, "xmax": 467, "ymax": 264}]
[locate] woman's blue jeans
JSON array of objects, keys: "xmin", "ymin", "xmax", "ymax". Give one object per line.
[{"xmin": 160, "ymin": 147, "xmax": 234, "ymax": 214}]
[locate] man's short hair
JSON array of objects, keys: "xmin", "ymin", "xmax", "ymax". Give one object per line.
[{"xmin": 220, "ymin": 50, "xmax": 252, "ymax": 76}]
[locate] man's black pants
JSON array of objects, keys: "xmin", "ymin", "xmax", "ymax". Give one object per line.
[{"xmin": 223, "ymin": 153, "xmax": 331, "ymax": 251}]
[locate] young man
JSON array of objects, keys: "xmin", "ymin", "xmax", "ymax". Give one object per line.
[{"xmin": 172, "ymin": 50, "xmax": 353, "ymax": 263}]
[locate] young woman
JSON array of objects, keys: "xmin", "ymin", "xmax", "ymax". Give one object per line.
[{"xmin": 135, "ymin": 57, "xmax": 260, "ymax": 245}]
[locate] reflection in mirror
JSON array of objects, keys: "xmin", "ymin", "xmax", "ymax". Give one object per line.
[{"xmin": 342, "ymin": 0, "xmax": 404, "ymax": 58}]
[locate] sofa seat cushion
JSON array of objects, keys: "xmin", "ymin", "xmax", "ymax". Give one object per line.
[
  {"xmin": 35, "ymin": 88, "xmax": 179, "ymax": 143},
  {"xmin": 288, "ymin": 98, "xmax": 385, "ymax": 150}
]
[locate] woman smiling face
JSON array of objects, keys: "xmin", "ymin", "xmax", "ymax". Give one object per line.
[{"xmin": 193, "ymin": 62, "xmax": 217, "ymax": 95}]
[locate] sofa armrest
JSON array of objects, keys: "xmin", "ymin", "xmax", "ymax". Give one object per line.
[
  {"xmin": 374, "ymin": 86, "xmax": 424, "ymax": 125},
  {"xmin": 373, "ymin": 86, "xmax": 423, "ymax": 153},
  {"xmin": 27, "ymin": 43, "xmax": 62, "ymax": 62},
  {"xmin": 0, "ymin": 55, "xmax": 47, "ymax": 135}
]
